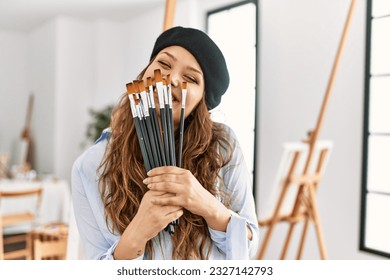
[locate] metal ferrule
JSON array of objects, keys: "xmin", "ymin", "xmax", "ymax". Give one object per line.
[
  {"xmin": 163, "ymin": 84, "xmax": 168, "ymax": 105},
  {"xmin": 156, "ymin": 82, "xmax": 164, "ymax": 109},
  {"xmin": 136, "ymin": 104, "xmax": 144, "ymax": 120},
  {"xmin": 181, "ymin": 89, "xmax": 187, "ymax": 109},
  {"xmin": 167, "ymin": 84, "xmax": 173, "ymax": 109},
  {"xmin": 148, "ymin": 85, "xmax": 156, "ymax": 108},
  {"xmin": 128, "ymin": 94, "xmax": 137, "ymax": 118},
  {"xmin": 140, "ymin": 91, "xmax": 150, "ymax": 117}
]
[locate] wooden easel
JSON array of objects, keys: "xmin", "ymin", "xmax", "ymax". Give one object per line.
[
  {"xmin": 19, "ymin": 93, "xmax": 34, "ymax": 170},
  {"xmin": 257, "ymin": 0, "xmax": 356, "ymax": 260},
  {"xmin": 163, "ymin": 0, "xmax": 176, "ymax": 31}
]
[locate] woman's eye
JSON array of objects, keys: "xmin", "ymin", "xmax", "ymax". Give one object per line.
[
  {"xmin": 158, "ymin": 60, "xmax": 171, "ymax": 69},
  {"xmin": 185, "ymin": 75, "xmax": 198, "ymax": 84}
]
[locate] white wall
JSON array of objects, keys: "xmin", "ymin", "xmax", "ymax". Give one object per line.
[
  {"xmin": 94, "ymin": 20, "xmax": 126, "ymax": 108},
  {"xmin": 26, "ymin": 20, "xmax": 57, "ymax": 174},
  {"xmin": 0, "ymin": 30, "xmax": 28, "ymax": 164},
  {"xmin": 54, "ymin": 17, "xmax": 95, "ymax": 181}
]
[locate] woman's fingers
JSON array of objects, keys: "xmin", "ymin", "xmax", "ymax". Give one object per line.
[
  {"xmin": 162, "ymin": 205, "xmax": 182, "ymax": 215},
  {"xmin": 146, "ymin": 182, "xmax": 182, "ymax": 193},
  {"xmin": 166, "ymin": 208, "xmax": 184, "ymax": 222},
  {"xmin": 153, "ymin": 196, "xmax": 182, "ymax": 207},
  {"xmin": 132, "ymin": 191, "xmax": 183, "ymax": 241},
  {"xmin": 144, "ymin": 173, "xmax": 177, "ymax": 183},
  {"xmin": 147, "ymin": 166, "xmax": 186, "ymax": 177}
]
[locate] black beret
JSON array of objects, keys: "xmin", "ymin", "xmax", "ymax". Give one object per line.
[{"xmin": 150, "ymin": 26, "xmax": 229, "ymax": 110}]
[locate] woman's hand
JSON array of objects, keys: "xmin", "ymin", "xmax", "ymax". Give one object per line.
[
  {"xmin": 143, "ymin": 166, "xmax": 231, "ymax": 232},
  {"xmin": 114, "ymin": 190, "xmax": 183, "ymax": 260},
  {"xmin": 133, "ymin": 190, "xmax": 183, "ymax": 240}
]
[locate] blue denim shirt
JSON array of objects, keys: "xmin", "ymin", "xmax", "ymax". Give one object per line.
[{"xmin": 71, "ymin": 125, "xmax": 259, "ymax": 259}]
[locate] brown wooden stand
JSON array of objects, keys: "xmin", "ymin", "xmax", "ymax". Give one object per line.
[{"xmin": 163, "ymin": 0, "xmax": 176, "ymax": 31}]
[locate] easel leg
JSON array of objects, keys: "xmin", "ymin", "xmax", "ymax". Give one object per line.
[
  {"xmin": 280, "ymin": 183, "xmax": 306, "ymax": 259},
  {"xmin": 258, "ymin": 151, "xmax": 301, "ymax": 260},
  {"xmin": 280, "ymin": 222, "xmax": 295, "ymax": 259},
  {"xmin": 258, "ymin": 183, "xmax": 290, "ymax": 259},
  {"xmin": 296, "ymin": 215, "xmax": 310, "ymax": 259},
  {"xmin": 307, "ymin": 186, "xmax": 328, "ymax": 259},
  {"xmin": 258, "ymin": 181, "xmax": 293, "ymax": 259}
]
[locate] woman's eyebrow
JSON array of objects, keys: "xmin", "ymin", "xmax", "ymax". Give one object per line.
[
  {"xmin": 160, "ymin": 51, "xmax": 203, "ymax": 76},
  {"xmin": 187, "ymin": 66, "xmax": 203, "ymax": 76},
  {"xmin": 160, "ymin": 51, "xmax": 177, "ymax": 61}
]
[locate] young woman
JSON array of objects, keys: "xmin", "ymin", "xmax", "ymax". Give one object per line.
[{"xmin": 72, "ymin": 26, "xmax": 259, "ymax": 260}]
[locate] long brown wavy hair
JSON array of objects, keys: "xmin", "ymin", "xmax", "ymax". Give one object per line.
[{"xmin": 98, "ymin": 66, "xmax": 233, "ymax": 259}]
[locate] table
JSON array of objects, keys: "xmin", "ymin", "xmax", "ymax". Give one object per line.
[{"xmin": 0, "ymin": 179, "xmax": 71, "ymax": 234}]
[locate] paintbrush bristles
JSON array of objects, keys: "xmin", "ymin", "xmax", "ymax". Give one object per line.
[
  {"xmin": 138, "ymin": 80, "xmax": 146, "ymax": 92},
  {"xmin": 166, "ymin": 74, "xmax": 171, "ymax": 85},
  {"xmin": 154, "ymin": 69, "xmax": 162, "ymax": 82},
  {"xmin": 133, "ymin": 80, "xmax": 140, "ymax": 93},
  {"xmin": 126, "ymin": 82, "xmax": 135, "ymax": 94},
  {"xmin": 147, "ymin": 77, "xmax": 153, "ymax": 87},
  {"xmin": 182, "ymin": 81, "xmax": 187, "ymax": 90}
]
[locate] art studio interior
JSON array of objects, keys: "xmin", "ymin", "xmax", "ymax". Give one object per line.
[{"xmin": 0, "ymin": 0, "xmax": 388, "ymax": 260}]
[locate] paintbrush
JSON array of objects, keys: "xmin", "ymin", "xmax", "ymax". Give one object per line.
[
  {"xmin": 155, "ymin": 70, "xmax": 170, "ymax": 166},
  {"xmin": 133, "ymin": 82, "xmax": 156, "ymax": 169},
  {"xmin": 147, "ymin": 77, "xmax": 166, "ymax": 166},
  {"xmin": 178, "ymin": 81, "xmax": 187, "ymax": 168},
  {"xmin": 166, "ymin": 75, "xmax": 176, "ymax": 166},
  {"xmin": 137, "ymin": 80, "xmax": 161, "ymax": 167},
  {"xmin": 162, "ymin": 78, "xmax": 171, "ymax": 165},
  {"xmin": 144, "ymin": 82, "xmax": 162, "ymax": 166},
  {"xmin": 126, "ymin": 83, "xmax": 151, "ymax": 172}
]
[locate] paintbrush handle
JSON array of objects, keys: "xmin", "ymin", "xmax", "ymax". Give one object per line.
[
  {"xmin": 168, "ymin": 108, "xmax": 176, "ymax": 166},
  {"xmin": 149, "ymin": 111, "xmax": 163, "ymax": 167},
  {"xmin": 166, "ymin": 107, "xmax": 176, "ymax": 166},
  {"xmin": 139, "ymin": 117, "xmax": 156, "ymax": 168},
  {"xmin": 160, "ymin": 108, "xmax": 170, "ymax": 166},
  {"xmin": 145, "ymin": 116, "xmax": 161, "ymax": 167},
  {"xmin": 134, "ymin": 118, "xmax": 152, "ymax": 172},
  {"xmin": 178, "ymin": 108, "xmax": 185, "ymax": 168},
  {"xmin": 151, "ymin": 108, "xmax": 166, "ymax": 166}
]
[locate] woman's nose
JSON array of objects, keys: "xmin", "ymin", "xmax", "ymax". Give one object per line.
[{"xmin": 169, "ymin": 73, "xmax": 180, "ymax": 87}]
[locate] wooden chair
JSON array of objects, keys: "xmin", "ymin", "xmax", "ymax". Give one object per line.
[
  {"xmin": 0, "ymin": 187, "xmax": 42, "ymax": 260},
  {"xmin": 33, "ymin": 223, "xmax": 68, "ymax": 260}
]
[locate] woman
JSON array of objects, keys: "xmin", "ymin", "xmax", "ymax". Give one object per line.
[{"xmin": 72, "ymin": 26, "xmax": 259, "ymax": 260}]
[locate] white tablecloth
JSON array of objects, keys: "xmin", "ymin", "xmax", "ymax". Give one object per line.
[{"xmin": 0, "ymin": 179, "xmax": 71, "ymax": 234}]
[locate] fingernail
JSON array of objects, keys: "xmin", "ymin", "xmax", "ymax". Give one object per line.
[
  {"xmin": 147, "ymin": 170, "xmax": 151, "ymax": 176},
  {"xmin": 143, "ymin": 178, "xmax": 148, "ymax": 184}
]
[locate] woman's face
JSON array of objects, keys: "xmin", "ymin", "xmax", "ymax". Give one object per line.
[{"xmin": 142, "ymin": 46, "xmax": 205, "ymax": 128}]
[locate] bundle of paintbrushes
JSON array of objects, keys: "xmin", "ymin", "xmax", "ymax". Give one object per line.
[{"xmin": 126, "ymin": 69, "xmax": 187, "ymax": 234}]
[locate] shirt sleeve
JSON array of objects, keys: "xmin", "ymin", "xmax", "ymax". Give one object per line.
[
  {"xmin": 72, "ymin": 158, "xmax": 118, "ymax": 260},
  {"xmin": 72, "ymin": 140, "xmax": 146, "ymax": 260},
  {"xmin": 208, "ymin": 126, "xmax": 260, "ymax": 259}
]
